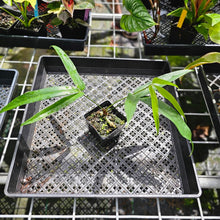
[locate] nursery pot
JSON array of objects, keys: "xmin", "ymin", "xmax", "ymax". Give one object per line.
[
  {"xmin": 59, "ymin": 10, "xmax": 89, "ymax": 39},
  {"xmin": 84, "ymin": 101, "xmax": 126, "ymax": 149},
  {"xmin": 170, "ymin": 0, "xmax": 184, "ymax": 7},
  {"xmin": 169, "ymin": 23, "xmax": 197, "ymax": 44},
  {"xmin": 59, "ymin": 23, "xmax": 87, "ymax": 39},
  {"xmin": 0, "ymin": 10, "xmax": 17, "ymax": 34},
  {"xmin": 13, "ymin": 18, "xmax": 47, "ymax": 36}
]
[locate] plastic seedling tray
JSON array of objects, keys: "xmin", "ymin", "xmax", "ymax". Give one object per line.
[
  {"xmin": 196, "ymin": 64, "xmax": 220, "ymax": 142},
  {"xmin": 5, "ymin": 57, "xmax": 201, "ymax": 198},
  {"xmin": 0, "ymin": 68, "xmax": 19, "ymax": 131},
  {"xmin": 142, "ymin": 0, "xmax": 220, "ymax": 55}
]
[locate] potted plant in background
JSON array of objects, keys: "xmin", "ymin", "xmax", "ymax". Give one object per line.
[
  {"xmin": 1, "ymin": 46, "xmax": 219, "ymax": 153},
  {"xmin": 167, "ymin": 0, "xmax": 220, "ymax": 44},
  {"xmin": 0, "ymin": 0, "xmax": 49, "ymax": 36},
  {"xmin": 120, "ymin": 0, "xmax": 160, "ymax": 44},
  {"xmin": 0, "ymin": 9, "xmax": 17, "ymax": 34},
  {"xmin": 44, "ymin": 0, "xmax": 94, "ymax": 39}
]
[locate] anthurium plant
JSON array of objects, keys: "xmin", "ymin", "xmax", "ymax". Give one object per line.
[
  {"xmin": 0, "ymin": 46, "xmax": 220, "ymax": 155},
  {"xmin": 0, "ymin": 0, "xmax": 49, "ymax": 28},
  {"xmin": 167, "ymin": 0, "xmax": 220, "ymax": 44},
  {"xmin": 120, "ymin": 0, "xmax": 160, "ymax": 43},
  {"xmin": 44, "ymin": 0, "xmax": 94, "ymax": 27}
]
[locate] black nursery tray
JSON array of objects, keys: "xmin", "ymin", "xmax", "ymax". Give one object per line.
[
  {"xmin": 196, "ymin": 64, "xmax": 220, "ymax": 142},
  {"xmin": 0, "ymin": 68, "xmax": 19, "ymax": 131},
  {"xmin": 142, "ymin": 0, "xmax": 220, "ymax": 55},
  {"xmin": 0, "ymin": 2, "xmax": 89, "ymax": 51},
  {"xmin": 5, "ymin": 57, "xmax": 201, "ymax": 198}
]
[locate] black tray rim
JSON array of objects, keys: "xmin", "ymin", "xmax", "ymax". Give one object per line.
[
  {"xmin": 4, "ymin": 56, "xmax": 202, "ymax": 198},
  {"xmin": 142, "ymin": 37, "xmax": 220, "ymax": 56},
  {"xmin": 196, "ymin": 65, "xmax": 220, "ymax": 142},
  {"xmin": 0, "ymin": 68, "xmax": 19, "ymax": 131}
]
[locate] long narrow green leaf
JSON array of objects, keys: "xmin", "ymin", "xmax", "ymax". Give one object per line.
[
  {"xmin": 152, "ymin": 77, "xmax": 179, "ymax": 88},
  {"xmin": 134, "ymin": 69, "xmax": 192, "ymax": 98},
  {"xmin": 185, "ymin": 52, "xmax": 220, "ymax": 69},
  {"xmin": 154, "ymin": 85, "xmax": 186, "ymax": 120},
  {"xmin": 0, "ymin": 86, "xmax": 78, "ymax": 113},
  {"xmin": 51, "ymin": 45, "xmax": 86, "ymax": 91},
  {"xmin": 167, "ymin": 7, "xmax": 183, "ymax": 17},
  {"xmin": 21, "ymin": 92, "xmax": 84, "ymax": 126},
  {"xmin": 149, "ymin": 85, "xmax": 159, "ymax": 134},
  {"xmin": 124, "ymin": 93, "xmax": 139, "ymax": 125},
  {"xmin": 141, "ymin": 97, "xmax": 192, "ymax": 142}
]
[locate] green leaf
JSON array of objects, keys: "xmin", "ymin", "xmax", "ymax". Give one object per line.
[
  {"xmin": 14, "ymin": 0, "xmax": 36, "ymax": 9},
  {"xmin": 191, "ymin": 0, "xmax": 196, "ymax": 21},
  {"xmin": 47, "ymin": 1, "xmax": 62, "ymax": 10},
  {"xmin": 120, "ymin": 0, "xmax": 156, "ymax": 32},
  {"xmin": 185, "ymin": 52, "xmax": 220, "ymax": 69},
  {"xmin": 184, "ymin": 0, "xmax": 188, "ymax": 8},
  {"xmin": 140, "ymin": 97, "xmax": 192, "ymax": 142},
  {"xmin": 205, "ymin": 13, "xmax": 220, "ymax": 26},
  {"xmin": 154, "ymin": 85, "xmax": 186, "ymax": 119},
  {"xmin": 22, "ymin": 92, "xmax": 84, "ymax": 126},
  {"xmin": 50, "ymin": 17, "xmax": 63, "ymax": 25},
  {"xmin": 133, "ymin": 69, "xmax": 192, "ymax": 98},
  {"xmin": 194, "ymin": 23, "xmax": 209, "ymax": 40},
  {"xmin": 124, "ymin": 93, "xmax": 139, "ymax": 124},
  {"xmin": 2, "ymin": 0, "xmax": 12, "ymax": 6},
  {"xmin": 209, "ymin": 22, "xmax": 220, "ymax": 44},
  {"xmin": 75, "ymin": 0, "xmax": 95, "ymax": 9},
  {"xmin": 51, "ymin": 45, "xmax": 86, "ymax": 91},
  {"xmin": 149, "ymin": 85, "xmax": 159, "ymax": 134},
  {"xmin": 197, "ymin": 0, "xmax": 208, "ymax": 18},
  {"xmin": 0, "ymin": 86, "xmax": 78, "ymax": 113},
  {"xmin": 152, "ymin": 77, "xmax": 179, "ymax": 88},
  {"xmin": 167, "ymin": 7, "xmax": 183, "ymax": 17}
]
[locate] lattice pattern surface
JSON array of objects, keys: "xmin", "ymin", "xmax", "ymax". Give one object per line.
[
  {"xmin": 20, "ymin": 72, "xmax": 184, "ymax": 196},
  {"xmin": 206, "ymin": 72, "xmax": 220, "ymax": 114},
  {"xmin": 0, "ymin": 86, "xmax": 10, "ymax": 125}
]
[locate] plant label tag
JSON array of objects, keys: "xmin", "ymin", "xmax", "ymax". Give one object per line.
[
  {"xmin": 177, "ymin": 9, "xmax": 187, "ymax": 28},
  {"xmin": 34, "ymin": 0, "xmax": 39, "ymax": 17}
]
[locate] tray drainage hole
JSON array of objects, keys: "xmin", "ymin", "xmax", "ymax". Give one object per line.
[
  {"xmin": 126, "ymin": 186, "xmax": 135, "ymax": 193},
  {"xmin": 43, "ymin": 163, "xmax": 50, "ymax": 171}
]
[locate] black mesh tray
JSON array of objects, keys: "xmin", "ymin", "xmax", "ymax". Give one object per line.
[
  {"xmin": 0, "ymin": 68, "xmax": 19, "ymax": 131},
  {"xmin": 5, "ymin": 57, "xmax": 201, "ymax": 198},
  {"xmin": 0, "ymin": 2, "xmax": 89, "ymax": 51},
  {"xmin": 196, "ymin": 64, "xmax": 220, "ymax": 142},
  {"xmin": 142, "ymin": 0, "xmax": 220, "ymax": 55}
]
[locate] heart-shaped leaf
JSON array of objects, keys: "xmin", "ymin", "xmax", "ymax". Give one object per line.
[
  {"xmin": 120, "ymin": 0, "xmax": 156, "ymax": 32},
  {"xmin": 209, "ymin": 22, "xmax": 220, "ymax": 44}
]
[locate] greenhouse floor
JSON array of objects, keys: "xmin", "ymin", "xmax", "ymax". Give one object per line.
[{"xmin": 0, "ymin": 0, "xmax": 220, "ymax": 219}]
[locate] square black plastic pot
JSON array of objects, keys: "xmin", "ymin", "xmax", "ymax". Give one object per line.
[
  {"xmin": 84, "ymin": 101, "xmax": 127, "ymax": 149},
  {"xmin": 169, "ymin": 23, "xmax": 197, "ymax": 44},
  {"xmin": 59, "ymin": 9, "xmax": 89, "ymax": 39},
  {"xmin": 170, "ymin": 0, "xmax": 184, "ymax": 7},
  {"xmin": 0, "ymin": 10, "xmax": 17, "ymax": 34},
  {"xmin": 12, "ymin": 18, "xmax": 47, "ymax": 37}
]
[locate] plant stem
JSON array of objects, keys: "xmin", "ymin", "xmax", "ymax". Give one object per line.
[
  {"xmin": 109, "ymin": 83, "xmax": 152, "ymax": 109},
  {"xmin": 83, "ymin": 95, "xmax": 103, "ymax": 109}
]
